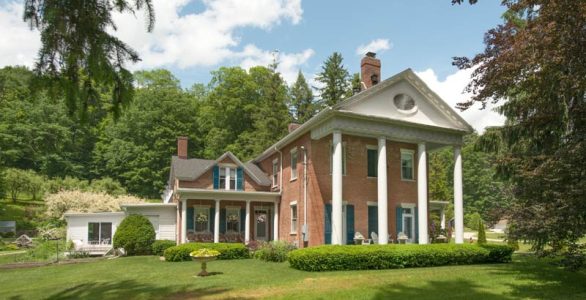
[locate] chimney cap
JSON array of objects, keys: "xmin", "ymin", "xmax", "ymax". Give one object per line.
[{"xmin": 366, "ymin": 52, "xmax": 376, "ymax": 58}]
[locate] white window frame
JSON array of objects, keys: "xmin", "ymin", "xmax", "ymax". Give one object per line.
[
  {"xmin": 399, "ymin": 203, "xmax": 416, "ymax": 243},
  {"xmin": 290, "ymin": 201, "xmax": 298, "ymax": 234},
  {"xmin": 193, "ymin": 205, "xmax": 211, "ymax": 233},
  {"xmin": 290, "ymin": 148, "xmax": 298, "ymax": 181},
  {"xmin": 225, "ymin": 206, "xmax": 241, "ymax": 233},
  {"xmin": 400, "ymin": 149, "xmax": 415, "ymax": 181},
  {"xmin": 272, "ymin": 158, "xmax": 279, "ymax": 187},
  {"xmin": 329, "ymin": 142, "xmax": 347, "ymax": 175},
  {"xmin": 87, "ymin": 222, "xmax": 112, "ymax": 245},
  {"xmin": 219, "ymin": 164, "xmax": 238, "ymax": 190}
]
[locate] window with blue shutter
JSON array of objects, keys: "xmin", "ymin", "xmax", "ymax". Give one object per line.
[
  {"xmin": 187, "ymin": 207, "xmax": 194, "ymax": 230},
  {"xmin": 212, "ymin": 166, "xmax": 220, "ymax": 189},
  {"xmin": 415, "ymin": 207, "xmax": 419, "ymax": 243},
  {"xmin": 396, "ymin": 206, "xmax": 403, "ymax": 236},
  {"xmin": 237, "ymin": 167, "xmax": 244, "ymax": 190},
  {"xmin": 240, "ymin": 208, "xmax": 246, "ymax": 233},
  {"xmin": 368, "ymin": 206, "xmax": 378, "ymax": 238},
  {"xmin": 220, "ymin": 208, "xmax": 226, "ymax": 234},
  {"xmin": 346, "ymin": 205, "xmax": 355, "ymax": 244},
  {"xmin": 324, "ymin": 204, "xmax": 332, "ymax": 244}
]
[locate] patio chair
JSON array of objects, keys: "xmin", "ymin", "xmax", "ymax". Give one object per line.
[{"xmin": 370, "ymin": 232, "xmax": 379, "ymax": 244}]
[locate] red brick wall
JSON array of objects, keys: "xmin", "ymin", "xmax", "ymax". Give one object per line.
[{"xmin": 257, "ymin": 132, "xmax": 419, "ymax": 247}]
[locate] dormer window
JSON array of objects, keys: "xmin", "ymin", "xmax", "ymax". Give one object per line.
[{"xmin": 214, "ymin": 166, "xmax": 243, "ymax": 190}]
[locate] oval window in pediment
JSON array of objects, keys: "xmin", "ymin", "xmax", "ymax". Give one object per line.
[{"xmin": 393, "ymin": 93, "xmax": 417, "ymax": 113}]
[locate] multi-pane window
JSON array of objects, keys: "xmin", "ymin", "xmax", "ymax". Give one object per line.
[
  {"xmin": 401, "ymin": 150, "xmax": 414, "ymax": 180},
  {"xmin": 194, "ymin": 207, "xmax": 210, "ymax": 233},
  {"xmin": 272, "ymin": 159, "xmax": 279, "ymax": 187},
  {"xmin": 367, "ymin": 148, "xmax": 378, "ymax": 177},
  {"xmin": 291, "ymin": 149, "xmax": 298, "ymax": 180},
  {"xmin": 329, "ymin": 142, "xmax": 347, "ymax": 175},
  {"xmin": 219, "ymin": 168, "xmax": 227, "ymax": 189},
  {"xmin": 219, "ymin": 167, "xmax": 237, "ymax": 190},
  {"xmin": 88, "ymin": 222, "xmax": 112, "ymax": 245},
  {"xmin": 226, "ymin": 207, "xmax": 240, "ymax": 232},
  {"xmin": 290, "ymin": 204, "xmax": 298, "ymax": 233},
  {"xmin": 229, "ymin": 168, "xmax": 236, "ymax": 190}
]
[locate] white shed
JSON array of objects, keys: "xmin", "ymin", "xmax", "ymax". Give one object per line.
[
  {"xmin": 121, "ymin": 203, "xmax": 177, "ymax": 241},
  {"xmin": 65, "ymin": 212, "xmax": 125, "ymax": 254}
]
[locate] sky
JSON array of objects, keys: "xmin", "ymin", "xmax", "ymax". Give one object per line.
[{"xmin": 0, "ymin": 0, "xmax": 507, "ymax": 132}]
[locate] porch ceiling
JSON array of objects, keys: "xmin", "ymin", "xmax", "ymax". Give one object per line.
[{"xmin": 176, "ymin": 188, "xmax": 280, "ymax": 202}]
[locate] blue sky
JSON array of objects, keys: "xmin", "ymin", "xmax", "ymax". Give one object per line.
[{"xmin": 0, "ymin": 0, "xmax": 506, "ymax": 131}]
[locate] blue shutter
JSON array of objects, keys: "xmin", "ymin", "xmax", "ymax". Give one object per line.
[
  {"xmin": 415, "ymin": 207, "xmax": 419, "ymax": 243},
  {"xmin": 187, "ymin": 207, "xmax": 194, "ymax": 230},
  {"xmin": 240, "ymin": 208, "xmax": 246, "ymax": 233},
  {"xmin": 346, "ymin": 205, "xmax": 355, "ymax": 245},
  {"xmin": 237, "ymin": 167, "xmax": 244, "ymax": 190},
  {"xmin": 396, "ymin": 206, "xmax": 403, "ymax": 236},
  {"xmin": 324, "ymin": 204, "xmax": 332, "ymax": 244},
  {"xmin": 220, "ymin": 208, "xmax": 226, "ymax": 234},
  {"xmin": 213, "ymin": 166, "xmax": 220, "ymax": 189},
  {"xmin": 368, "ymin": 206, "xmax": 378, "ymax": 238},
  {"xmin": 209, "ymin": 207, "xmax": 215, "ymax": 233}
]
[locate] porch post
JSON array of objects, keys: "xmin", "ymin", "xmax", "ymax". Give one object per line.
[
  {"xmin": 440, "ymin": 208, "xmax": 446, "ymax": 230},
  {"xmin": 214, "ymin": 199, "xmax": 220, "ymax": 243},
  {"xmin": 377, "ymin": 137, "xmax": 389, "ymax": 244},
  {"xmin": 273, "ymin": 201, "xmax": 279, "ymax": 241},
  {"xmin": 331, "ymin": 131, "xmax": 343, "ymax": 245},
  {"xmin": 454, "ymin": 146, "xmax": 464, "ymax": 244},
  {"xmin": 417, "ymin": 142, "xmax": 429, "ymax": 244},
  {"xmin": 245, "ymin": 200, "xmax": 251, "ymax": 243},
  {"xmin": 181, "ymin": 199, "xmax": 187, "ymax": 243}
]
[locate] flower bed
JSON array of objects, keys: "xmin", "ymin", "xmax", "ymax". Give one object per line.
[
  {"xmin": 164, "ymin": 243, "xmax": 249, "ymax": 262},
  {"xmin": 288, "ymin": 244, "xmax": 514, "ymax": 272}
]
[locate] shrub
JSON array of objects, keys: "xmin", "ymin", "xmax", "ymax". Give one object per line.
[
  {"xmin": 465, "ymin": 212, "xmax": 483, "ymax": 230},
  {"xmin": 288, "ymin": 244, "xmax": 515, "ymax": 272},
  {"xmin": 113, "ymin": 215, "xmax": 156, "ymax": 255},
  {"xmin": 477, "ymin": 219, "xmax": 487, "ymax": 245},
  {"xmin": 254, "ymin": 241, "xmax": 296, "ymax": 262},
  {"xmin": 152, "ymin": 240, "xmax": 176, "ymax": 256},
  {"xmin": 164, "ymin": 243, "xmax": 249, "ymax": 262}
]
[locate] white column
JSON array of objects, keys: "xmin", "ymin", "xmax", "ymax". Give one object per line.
[
  {"xmin": 440, "ymin": 208, "xmax": 446, "ymax": 230},
  {"xmin": 273, "ymin": 201, "xmax": 279, "ymax": 241},
  {"xmin": 214, "ymin": 200, "xmax": 220, "ymax": 243},
  {"xmin": 331, "ymin": 131, "xmax": 343, "ymax": 245},
  {"xmin": 417, "ymin": 142, "xmax": 429, "ymax": 244},
  {"xmin": 377, "ymin": 137, "xmax": 389, "ymax": 244},
  {"xmin": 454, "ymin": 146, "xmax": 464, "ymax": 244},
  {"xmin": 225, "ymin": 167, "xmax": 230, "ymax": 190},
  {"xmin": 245, "ymin": 200, "xmax": 251, "ymax": 243},
  {"xmin": 181, "ymin": 199, "xmax": 187, "ymax": 243}
]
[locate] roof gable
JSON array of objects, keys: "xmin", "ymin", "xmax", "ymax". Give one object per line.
[{"xmin": 336, "ymin": 69, "xmax": 473, "ymax": 132}]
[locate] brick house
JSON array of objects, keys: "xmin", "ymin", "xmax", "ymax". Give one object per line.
[
  {"xmin": 65, "ymin": 53, "xmax": 472, "ymax": 251},
  {"xmin": 167, "ymin": 52, "xmax": 472, "ymax": 247}
]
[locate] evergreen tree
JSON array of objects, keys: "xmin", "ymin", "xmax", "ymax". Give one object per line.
[
  {"xmin": 315, "ymin": 52, "xmax": 350, "ymax": 107},
  {"xmin": 347, "ymin": 73, "xmax": 362, "ymax": 97},
  {"xmin": 23, "ymin": 0, "xmax": 155, "ymax": 119},
  {"xmin": 289, "ymin": 71, "xmax": 315, "ymax": 123}
]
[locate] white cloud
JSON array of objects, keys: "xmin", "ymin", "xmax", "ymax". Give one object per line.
[
  {"xmin": 415, "ymin": 68, "xmax": 506, "ymax": 133},
  {"xmin": 0, "ymin": 1, "xmax": 41, "ymax": 67},
  {"xmin": 355, "ymin": 38, "xmax": 391, "ymax": 56},
  {"xmin": 238, "ymin": 45, "xmax": 314, "ymax": 83},
  {"xmin": 0, "ymin": 0, "xmax": 311, "ymax": 83}
]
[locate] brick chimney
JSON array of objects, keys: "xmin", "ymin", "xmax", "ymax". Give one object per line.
[
  {"xmin": 177, "ymin": 136, "xmax": 188, "ymax": 159},
  {"xmin": 288, "ymin": 123, "xmax": 301, "ymax": 133},
  {"xmin": 361, "ymin": 52, "xmax": 381, "ymax": 90}
]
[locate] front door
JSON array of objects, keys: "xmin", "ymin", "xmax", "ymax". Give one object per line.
[
  {"xmin": 402, "ymin": 207, "xmax": 415, "ymax": 243},
  {"xmin": 254, "ymin": 209, "xmax": 269, "ymax": 241}
]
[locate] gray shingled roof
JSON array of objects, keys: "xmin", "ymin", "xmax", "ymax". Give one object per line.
[{"xmin": 168, "ymin": 154, "xmax": 271, "ymax": 187}]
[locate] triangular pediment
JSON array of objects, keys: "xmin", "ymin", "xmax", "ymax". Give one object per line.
[{"xmin": 337, "ymin": 69, "xmax": 472, "ymax": 132}]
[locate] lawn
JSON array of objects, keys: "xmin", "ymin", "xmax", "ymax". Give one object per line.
[{"xmin": 1, "ymin": 254, "xmax": 585, "ymax": 299}]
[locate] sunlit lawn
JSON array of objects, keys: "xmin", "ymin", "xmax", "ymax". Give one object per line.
[{"xmin": 1, "ymin": 254, "xmax": 585, "ymax": 300}]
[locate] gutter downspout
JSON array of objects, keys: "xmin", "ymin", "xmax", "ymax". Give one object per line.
[
  {"xmin": 274, "ymin": 147, "xmax": 283, "ymax": 194},
  {"xmin": 301, "ymin": 146, "xmax": 308, "ymax": 244}
]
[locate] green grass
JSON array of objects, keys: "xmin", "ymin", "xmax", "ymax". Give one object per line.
[
  {"xmin": 0, "ymin": 255, "xmax": 584, "ymax": 299},
  {"xmin": 0, "ymin": 196, "xmax": 45, "ymax": 230}
]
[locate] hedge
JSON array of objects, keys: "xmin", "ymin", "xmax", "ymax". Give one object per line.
[
  {"xmin": 288, "ymin": 244, "xmax": 514, "ymax": 271},
  {"xmin": 164, "ymin": 243, "xmax": 249, "ymax": 262},
  {"xmin": 152, "ymin": 240, "xmax": 176, "ymax": 256}
]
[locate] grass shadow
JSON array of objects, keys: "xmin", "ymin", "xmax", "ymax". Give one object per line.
[
  {"xmin": 30, "ymin": 279, "xmax": 232, "ymax": 300},
  {"xmin": 373, "ymin": 278, "xmax": 506, "ymax": 300}
]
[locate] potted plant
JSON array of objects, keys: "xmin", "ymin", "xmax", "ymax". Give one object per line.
[{"xmin": 190, "ymin": 248, "xmax": 220, "ymax": 276}]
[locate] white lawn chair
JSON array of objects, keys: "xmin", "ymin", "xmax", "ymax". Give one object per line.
[{"xmin": 370, "ymin": 232, "xmax": 378, "ymax": 244}]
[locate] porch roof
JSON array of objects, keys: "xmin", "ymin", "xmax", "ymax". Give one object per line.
[{"xmin": 176, "ymin": 188, "xmax": 280, "ymax": 202}]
